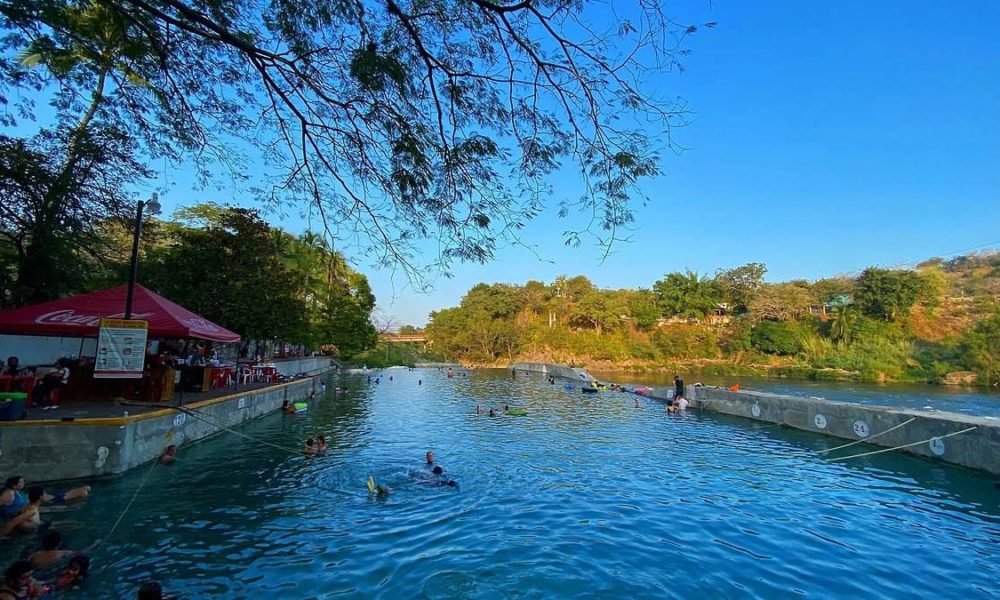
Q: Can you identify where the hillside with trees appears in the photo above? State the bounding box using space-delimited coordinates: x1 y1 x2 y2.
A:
424 253 1000 387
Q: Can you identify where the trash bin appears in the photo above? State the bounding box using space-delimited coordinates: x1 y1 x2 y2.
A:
0 392 27 420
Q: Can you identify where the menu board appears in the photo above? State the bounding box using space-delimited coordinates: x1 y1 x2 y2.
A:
94 318 149 379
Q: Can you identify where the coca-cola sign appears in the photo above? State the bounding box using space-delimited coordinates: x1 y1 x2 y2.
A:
35 310 153 328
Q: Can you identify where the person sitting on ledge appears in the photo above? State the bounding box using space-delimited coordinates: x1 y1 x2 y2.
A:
32 359 70 407
158 445 177 465
2 357 25 377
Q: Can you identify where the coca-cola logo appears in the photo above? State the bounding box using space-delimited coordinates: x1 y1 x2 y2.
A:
35 310 153 327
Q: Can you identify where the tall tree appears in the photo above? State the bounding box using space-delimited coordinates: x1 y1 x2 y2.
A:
855 267 922 322
747 283 813 322
1 0 710 274
143 207 307 342
0 127 150 305
715 262 767 313
652 271 721 318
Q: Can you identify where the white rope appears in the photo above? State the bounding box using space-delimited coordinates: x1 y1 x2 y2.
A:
91 458 159 552
818 417 917 454
827 426 978 462
177 406 308 456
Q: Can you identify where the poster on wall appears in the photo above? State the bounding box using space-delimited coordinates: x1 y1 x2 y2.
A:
94 318 149 379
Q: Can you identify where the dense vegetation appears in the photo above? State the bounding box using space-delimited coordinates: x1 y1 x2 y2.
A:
424 254 1000 386
1 200 378 359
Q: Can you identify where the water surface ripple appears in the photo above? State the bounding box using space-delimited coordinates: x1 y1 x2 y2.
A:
4 369 998 598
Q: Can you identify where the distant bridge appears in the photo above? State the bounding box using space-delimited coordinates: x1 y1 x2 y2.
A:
380 333 429 344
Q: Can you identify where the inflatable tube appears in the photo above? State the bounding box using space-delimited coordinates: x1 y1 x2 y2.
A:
294 402 309 412
506 408 528 416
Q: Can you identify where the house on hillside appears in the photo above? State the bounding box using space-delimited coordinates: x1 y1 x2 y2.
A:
707 303 731 326
809 294 853 318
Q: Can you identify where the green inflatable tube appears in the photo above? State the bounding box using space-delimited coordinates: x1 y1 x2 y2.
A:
506 408 528 416
294 402 309 412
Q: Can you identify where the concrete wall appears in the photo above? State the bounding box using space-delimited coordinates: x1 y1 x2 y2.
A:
271 357 334 377
512 362 596 384
0 377 322 482
649 385 1000 475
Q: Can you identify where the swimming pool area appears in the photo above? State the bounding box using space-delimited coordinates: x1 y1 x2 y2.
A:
5 368 998 598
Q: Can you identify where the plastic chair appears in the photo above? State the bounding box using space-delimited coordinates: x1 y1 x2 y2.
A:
239 367 253 385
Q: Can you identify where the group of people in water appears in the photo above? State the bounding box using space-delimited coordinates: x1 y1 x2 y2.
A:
0 475 176 598
0 476 95 597
367 451 460 497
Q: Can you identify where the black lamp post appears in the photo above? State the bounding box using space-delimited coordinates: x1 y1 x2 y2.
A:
124 193 161 319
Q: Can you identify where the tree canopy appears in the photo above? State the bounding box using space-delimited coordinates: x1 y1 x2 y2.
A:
1 0 710 275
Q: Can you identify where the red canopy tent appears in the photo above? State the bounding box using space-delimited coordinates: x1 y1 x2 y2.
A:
0 284 240 342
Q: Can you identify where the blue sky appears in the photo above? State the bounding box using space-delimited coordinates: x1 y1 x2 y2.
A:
10 1 1000 326
371 0 1000 325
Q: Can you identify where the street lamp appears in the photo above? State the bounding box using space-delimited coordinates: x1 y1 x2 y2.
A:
125 193 161 319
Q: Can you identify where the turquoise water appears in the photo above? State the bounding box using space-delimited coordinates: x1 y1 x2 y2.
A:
3 368 999 598
592 371 1000 417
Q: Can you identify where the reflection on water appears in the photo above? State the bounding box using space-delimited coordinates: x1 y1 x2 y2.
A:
592 370 1000 417
1 369 997 598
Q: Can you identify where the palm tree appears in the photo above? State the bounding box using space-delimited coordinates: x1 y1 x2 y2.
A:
830 305 858 343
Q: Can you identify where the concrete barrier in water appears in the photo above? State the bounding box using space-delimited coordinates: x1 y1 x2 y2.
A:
512 362 596 383
514 362 1000 476
0 375 326 482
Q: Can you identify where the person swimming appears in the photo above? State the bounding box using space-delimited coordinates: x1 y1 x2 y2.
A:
428 466 459 488
304 439 318 455
159 445 177 465
489 408 496 417
317 436 328 452
425 451 434 465
634 398 640 408
55 555 90 591
367 476 391 497
282 400 296 414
